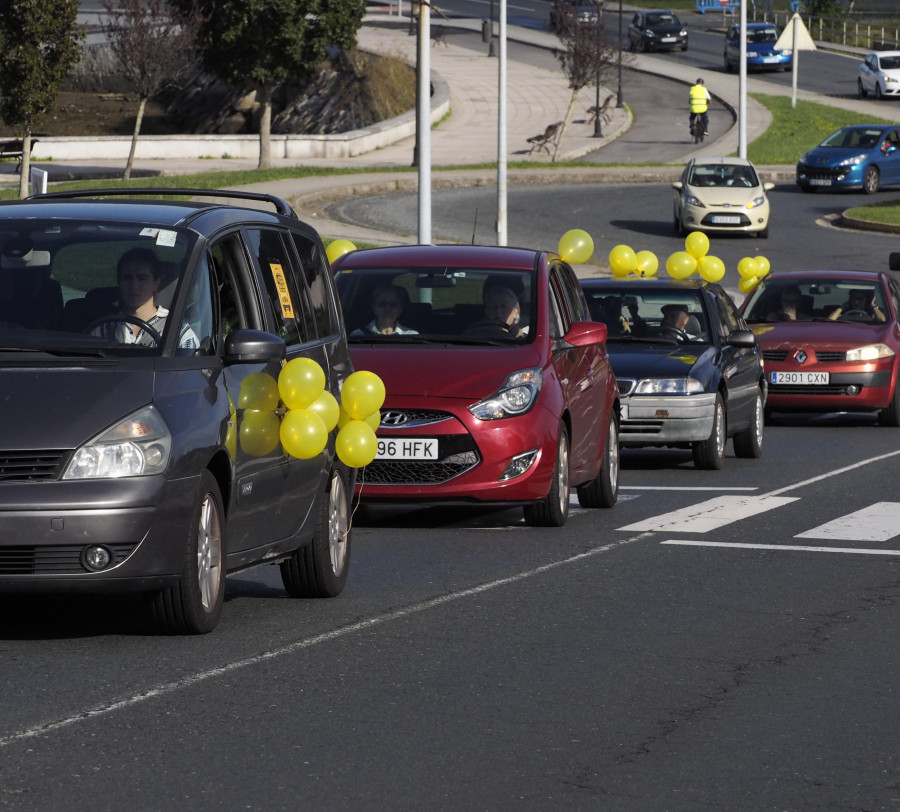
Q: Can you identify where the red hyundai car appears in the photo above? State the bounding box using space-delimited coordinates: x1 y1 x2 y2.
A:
332 244 619 527
740 266 900 425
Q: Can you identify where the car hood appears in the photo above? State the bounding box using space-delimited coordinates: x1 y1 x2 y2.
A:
349 344 545 400
687 186 764 206
750 320 895 348
0 366 153 450
647 23 683 34
607 342 713 380
799 145 872 167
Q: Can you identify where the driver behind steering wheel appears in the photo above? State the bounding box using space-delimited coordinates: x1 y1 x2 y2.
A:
658 303 692 340
91 247 200 348
827 288 886 323
480 285 528 338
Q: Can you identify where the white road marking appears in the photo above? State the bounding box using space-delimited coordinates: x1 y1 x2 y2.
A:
621 486 758 491
617 494 798 533
796 502 900 542
662 540 900 556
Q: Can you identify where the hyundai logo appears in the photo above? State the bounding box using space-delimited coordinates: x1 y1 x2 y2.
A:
380 410 407 426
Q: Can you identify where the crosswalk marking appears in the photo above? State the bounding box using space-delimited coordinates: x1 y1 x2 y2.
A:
617 494 798 533
795 502 900 542
662 540 900 556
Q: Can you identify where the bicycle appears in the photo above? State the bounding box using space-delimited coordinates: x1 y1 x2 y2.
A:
690 115 705 145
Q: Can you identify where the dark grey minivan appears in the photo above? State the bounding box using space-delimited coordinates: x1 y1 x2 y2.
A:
0 189 355 634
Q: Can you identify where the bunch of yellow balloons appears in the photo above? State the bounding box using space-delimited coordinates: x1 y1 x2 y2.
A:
608 244 659 278
227 360 385 469
665 231 726 283
557 229 594 265
326 239 357 265
737 255 771 294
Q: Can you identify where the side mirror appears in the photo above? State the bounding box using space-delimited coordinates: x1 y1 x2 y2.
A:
729 329 758 349
224 329 286 364
763 182 775 191
565 320 608 347
672 181 683 190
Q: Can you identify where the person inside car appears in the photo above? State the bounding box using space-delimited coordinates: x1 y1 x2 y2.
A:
658 303 692 339
351 284 418 336
728 166 753 187
828 289 886 322
767 285 810 321
466 285 528 338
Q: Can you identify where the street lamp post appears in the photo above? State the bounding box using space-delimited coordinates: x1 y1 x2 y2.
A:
593 20 602 137
616 0 624 107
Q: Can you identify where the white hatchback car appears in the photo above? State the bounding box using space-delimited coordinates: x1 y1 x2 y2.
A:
673 157 773 239
858 51 900 100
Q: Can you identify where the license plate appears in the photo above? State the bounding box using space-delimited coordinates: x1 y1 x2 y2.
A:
810 178 832 186
763 57 780 62
375 438 438 460
771 371 830 385
711 215 741 224
661 37 676 42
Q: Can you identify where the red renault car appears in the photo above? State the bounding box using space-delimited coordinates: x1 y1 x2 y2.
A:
332 244 619 527
740 264 900 425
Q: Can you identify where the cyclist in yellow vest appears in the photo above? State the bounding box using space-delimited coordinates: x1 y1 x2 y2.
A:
689 78 711 136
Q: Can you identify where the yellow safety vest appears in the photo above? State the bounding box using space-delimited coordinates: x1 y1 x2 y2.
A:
689 85 708 114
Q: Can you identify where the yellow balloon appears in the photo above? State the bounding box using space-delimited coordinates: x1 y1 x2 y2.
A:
337 404 353 430
737 257 759 279
756 256 771 278
341 370 386 421
364 410 381 431
635 250 658 278
666 251 697 279
697 255 726 283
608 244 637 277
239 410 280 457
307 390 340 432
279 358 326 410
280 408 328 460
325 239 357 265
237 372 280 412
336 420 378 468
685 231 710 259
738 275 759 294
225 420 237 459
557 229 594 265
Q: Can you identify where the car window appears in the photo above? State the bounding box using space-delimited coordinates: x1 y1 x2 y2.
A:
245 227 307 346
744 278 888 324
713 289 741 335
552 262 589 323
209 232 261 341
180 252 216 355
582 287 708 342
290 233 339 340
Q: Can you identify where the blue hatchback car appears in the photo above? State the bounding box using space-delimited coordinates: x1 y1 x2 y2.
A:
796 125 900 194
724 22 792 72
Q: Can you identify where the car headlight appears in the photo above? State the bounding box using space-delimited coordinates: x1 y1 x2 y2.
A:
63 405 172 479
747 50 759 57
679 28 687 36
644 29 656 36
469 368 543 420
798 152 809 164
845 343 895 362
748 195 766 209
838 152 868 167
634 377 704 395
684 193 705 208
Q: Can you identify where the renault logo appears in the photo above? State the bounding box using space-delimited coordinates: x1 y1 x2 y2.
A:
794 350 808 365
380 410 407 426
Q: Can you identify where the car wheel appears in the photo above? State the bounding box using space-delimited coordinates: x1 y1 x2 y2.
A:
576 413 619 509
858 78 868 98
280 468 351 598
878 382 900 427
692 394 726 470
724 54 731 72
152 470 225 635
681 45 689 52
733 388 764 458
674 210 686 237
876 82 884 100
524 424 570 527
757 223 769 238
863 165 880 194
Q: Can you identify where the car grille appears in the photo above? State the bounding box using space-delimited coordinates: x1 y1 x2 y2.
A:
798 166 846 181
763 349 847 363
617 378 636 396
770 384 861 396
0 543 138 574
378 408 452 428
0 451 69 482
361 451 480 485
700 212 751 227
621 418 664 435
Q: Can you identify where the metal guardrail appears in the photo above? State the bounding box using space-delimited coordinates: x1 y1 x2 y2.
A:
750 9 899 51
696 0 738 14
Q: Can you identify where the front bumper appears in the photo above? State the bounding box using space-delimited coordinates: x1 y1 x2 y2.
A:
796 164 863 191
765 366 894 412
619 392 716 446
681 204 769 234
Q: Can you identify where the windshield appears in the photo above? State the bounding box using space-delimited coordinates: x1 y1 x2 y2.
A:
688 163 759 188
879 56 900 70
0 219 197 354
582 287 709 343
334 266 535 344
749 26 778 43
647 13 677 25
820 128 884 149
743 278 889 324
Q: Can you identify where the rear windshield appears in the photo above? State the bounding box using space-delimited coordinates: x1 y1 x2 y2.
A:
0 219 197 355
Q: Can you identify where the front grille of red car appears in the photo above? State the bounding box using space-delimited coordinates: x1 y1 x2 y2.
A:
0 451 69 482
815 350 847 362
763 349 787 362
0 543 138 574
378 409 453 428
361 451 480 485
770 384 859 396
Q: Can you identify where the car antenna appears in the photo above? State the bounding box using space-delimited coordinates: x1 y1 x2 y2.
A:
471 208 478 245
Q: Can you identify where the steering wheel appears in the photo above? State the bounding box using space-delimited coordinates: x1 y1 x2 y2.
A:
83 314 163 346
839 309 870 322
464 320 514 337
659 327 689 341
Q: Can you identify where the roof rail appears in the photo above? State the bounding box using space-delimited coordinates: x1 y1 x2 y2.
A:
27 187 298 219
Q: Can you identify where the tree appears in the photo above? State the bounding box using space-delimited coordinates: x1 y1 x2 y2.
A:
102 0 203 180
0 0 83 198
169 0 365 169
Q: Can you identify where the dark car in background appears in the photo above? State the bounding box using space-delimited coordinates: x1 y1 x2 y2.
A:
741 268 900 425
549 0 600 33
581 278 766 470
628 10 688 52
0 189 354 633
724 22 792 72
796 124 900 194
333 244 620 527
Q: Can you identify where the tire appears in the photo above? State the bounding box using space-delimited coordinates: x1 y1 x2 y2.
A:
692 394 726 470
878 382 900 427
280 468 351 598
858 78 867 98
152 470 225 635
724 54 732 72
863 165 880 194
876 82 884 100
524 424 570 527
576 414 619 509
675 210 687 237
757 224 769 238
733 388 764 458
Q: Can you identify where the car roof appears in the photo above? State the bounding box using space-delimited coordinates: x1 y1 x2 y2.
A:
760 270 888 283
581 278 716 292
870 51 900 58
688 156 756 168
334 244 542 270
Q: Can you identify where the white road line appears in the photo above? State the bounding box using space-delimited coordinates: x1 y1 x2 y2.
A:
763 449 900 498
621 486 758 491
796 502 900 542
662 540 900 556
0 531 656 750
617 494 798 533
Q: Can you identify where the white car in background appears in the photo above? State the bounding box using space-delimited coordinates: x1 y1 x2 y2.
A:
858 51 900 99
